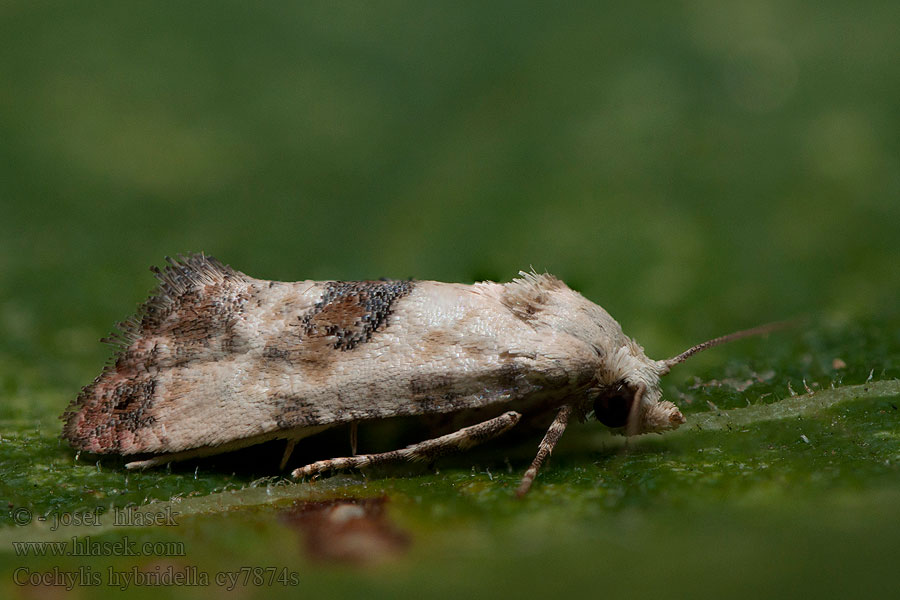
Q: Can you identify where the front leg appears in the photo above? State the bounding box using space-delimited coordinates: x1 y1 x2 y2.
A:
515 404 573 497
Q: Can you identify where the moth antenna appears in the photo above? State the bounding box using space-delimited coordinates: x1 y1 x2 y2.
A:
662 320 794 370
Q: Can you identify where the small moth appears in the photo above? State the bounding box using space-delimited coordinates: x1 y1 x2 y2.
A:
61 254 781 496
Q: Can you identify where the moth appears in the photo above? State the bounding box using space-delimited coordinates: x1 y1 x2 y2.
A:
62 254 781 496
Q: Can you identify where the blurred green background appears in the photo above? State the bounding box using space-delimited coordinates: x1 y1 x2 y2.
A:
1 1 898 598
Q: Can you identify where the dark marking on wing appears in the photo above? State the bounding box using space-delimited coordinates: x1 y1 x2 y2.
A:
262 346 292 361
110 378 158 431
62 254 250 452
497 362 527 387
421 328 458 355
300 280 414 351
262 280 414 380
275 395 329 429
500 272 564 322
109 257 250 373
409 374 454 396
416 393 469 414
64 374 159 452
273 353 576 430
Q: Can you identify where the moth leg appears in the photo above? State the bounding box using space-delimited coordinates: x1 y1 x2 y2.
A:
279 438 299 471
349 422 359 456
126 455 176 470
515 404 573 497
124 424 332 470
291 411 521 480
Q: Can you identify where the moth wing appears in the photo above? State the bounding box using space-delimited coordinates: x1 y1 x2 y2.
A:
61 254 323 455
267 279 598 431
62 262 597 461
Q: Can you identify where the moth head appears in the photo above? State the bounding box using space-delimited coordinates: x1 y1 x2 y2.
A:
590 379 684 436
592 321 790 436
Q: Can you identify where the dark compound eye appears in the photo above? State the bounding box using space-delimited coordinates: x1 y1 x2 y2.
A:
593 390 634 428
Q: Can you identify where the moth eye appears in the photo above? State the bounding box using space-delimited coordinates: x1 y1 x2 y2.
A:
593 391 633 428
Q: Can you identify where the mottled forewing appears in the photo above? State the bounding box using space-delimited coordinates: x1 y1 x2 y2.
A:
261 280 596 434
62 255 317 454
62 259 597 457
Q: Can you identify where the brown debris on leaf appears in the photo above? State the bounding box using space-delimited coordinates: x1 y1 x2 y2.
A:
281 497 410 565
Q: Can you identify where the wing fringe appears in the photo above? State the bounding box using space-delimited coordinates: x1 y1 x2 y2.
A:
60 253 246 451
99 253 243 351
